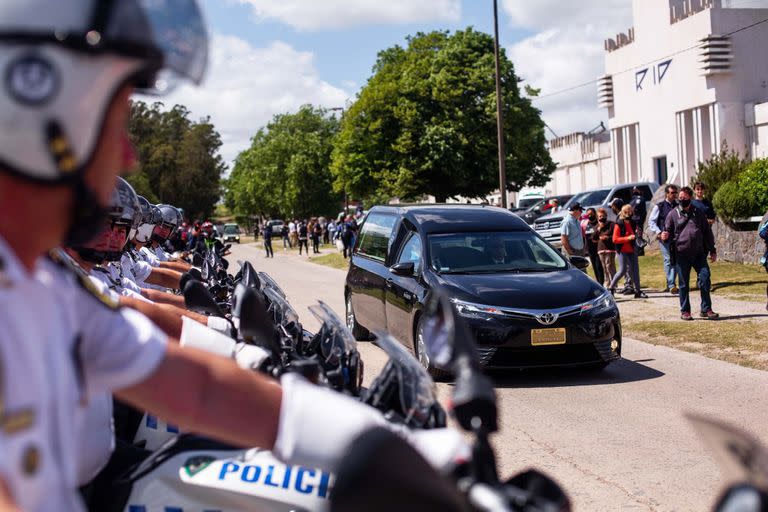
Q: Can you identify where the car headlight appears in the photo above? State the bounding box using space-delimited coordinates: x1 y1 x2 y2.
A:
580 291 616 314
450 298 507 318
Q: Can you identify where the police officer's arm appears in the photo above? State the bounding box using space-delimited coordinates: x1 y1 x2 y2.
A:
115 343 282 449
141 288 187 308
160 260 191 273
119 296 210 339
145 267 183 289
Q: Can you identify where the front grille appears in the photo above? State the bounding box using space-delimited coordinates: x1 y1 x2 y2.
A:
483 342 616 369
534 220 561 232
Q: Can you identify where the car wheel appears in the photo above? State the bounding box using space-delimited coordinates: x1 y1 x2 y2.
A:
414 316 451 382
346 295 371 341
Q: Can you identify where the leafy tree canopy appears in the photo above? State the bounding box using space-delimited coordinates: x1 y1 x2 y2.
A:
128 100 225 220
224 105 342 220
331 28 555 203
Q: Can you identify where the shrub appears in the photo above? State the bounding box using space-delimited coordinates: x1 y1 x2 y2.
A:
692 142 749 199
712 158 768 222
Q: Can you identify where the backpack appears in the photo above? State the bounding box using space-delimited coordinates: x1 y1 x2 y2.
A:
760 218 768 241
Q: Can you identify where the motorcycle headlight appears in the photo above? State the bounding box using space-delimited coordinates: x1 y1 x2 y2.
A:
450 298 506 319
580 291 616 315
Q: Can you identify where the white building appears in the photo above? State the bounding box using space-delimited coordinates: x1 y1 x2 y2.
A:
528 0 768 197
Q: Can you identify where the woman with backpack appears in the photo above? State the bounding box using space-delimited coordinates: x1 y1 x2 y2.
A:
608 204 647 298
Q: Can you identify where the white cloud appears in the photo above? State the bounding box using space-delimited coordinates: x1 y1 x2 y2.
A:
237 0 461 30
145 34 349 167
503 0 632 137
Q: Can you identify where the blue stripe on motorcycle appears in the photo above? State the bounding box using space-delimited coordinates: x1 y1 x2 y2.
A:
146 415 158 429
128 507 146 512
167 423 180 433
165 508 183 512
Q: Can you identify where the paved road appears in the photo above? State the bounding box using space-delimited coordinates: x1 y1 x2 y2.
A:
230 243 768 511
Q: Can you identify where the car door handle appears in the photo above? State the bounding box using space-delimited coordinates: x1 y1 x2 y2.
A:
403 291 414 302
385 279 394 289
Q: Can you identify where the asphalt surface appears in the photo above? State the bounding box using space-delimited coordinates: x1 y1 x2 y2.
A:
230 243 768 511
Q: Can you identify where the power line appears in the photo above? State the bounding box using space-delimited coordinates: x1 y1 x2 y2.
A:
532 14 768 102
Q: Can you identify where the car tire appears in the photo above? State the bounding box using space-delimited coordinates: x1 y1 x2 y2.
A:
346 295 371 341
414 316 451 382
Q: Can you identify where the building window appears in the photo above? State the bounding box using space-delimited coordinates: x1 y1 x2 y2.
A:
676 104 719 185
611 123 640 184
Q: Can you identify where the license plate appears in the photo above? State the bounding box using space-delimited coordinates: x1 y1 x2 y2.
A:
531 328 567 346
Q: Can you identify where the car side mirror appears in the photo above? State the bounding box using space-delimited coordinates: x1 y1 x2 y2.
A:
390 261 415 277
569 255 590 270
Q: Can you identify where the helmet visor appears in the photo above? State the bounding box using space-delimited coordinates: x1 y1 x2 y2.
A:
107 0 208 91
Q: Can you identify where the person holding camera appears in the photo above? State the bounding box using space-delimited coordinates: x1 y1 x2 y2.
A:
661 186 718 320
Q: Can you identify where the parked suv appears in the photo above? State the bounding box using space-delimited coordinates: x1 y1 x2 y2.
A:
344 204 621 377
517 194 574 225
533 182 659 248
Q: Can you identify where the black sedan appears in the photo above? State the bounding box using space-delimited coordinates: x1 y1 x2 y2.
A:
344 205 621 377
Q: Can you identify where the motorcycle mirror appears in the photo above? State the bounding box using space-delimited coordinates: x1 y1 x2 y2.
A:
423 290 497 433
713 484 768 512
240 261 261 289
183 280 225 317
238 287 281 356
192 252 204 267
331 428 467 512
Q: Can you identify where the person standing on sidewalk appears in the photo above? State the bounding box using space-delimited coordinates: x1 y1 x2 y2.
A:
662 186 719 321
648 184 679 295
560 202 586 258
609 205 646 298
262 223 274 258
581 208 604 284
593 208 616 288
313 220 323 254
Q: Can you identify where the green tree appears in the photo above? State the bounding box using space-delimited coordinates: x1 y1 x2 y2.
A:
225 105 342 220
713 158 768 223
128 101 225 219
692 142 749 199
331 28 555 203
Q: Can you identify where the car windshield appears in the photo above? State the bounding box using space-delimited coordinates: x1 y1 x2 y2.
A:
223 225 238 234
578 189 611 206
429 231 567 274
517 198 541 209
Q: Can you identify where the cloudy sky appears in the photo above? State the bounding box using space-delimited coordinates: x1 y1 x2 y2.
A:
149 0 637 166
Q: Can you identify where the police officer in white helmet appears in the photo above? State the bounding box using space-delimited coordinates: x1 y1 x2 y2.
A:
0 1 285 509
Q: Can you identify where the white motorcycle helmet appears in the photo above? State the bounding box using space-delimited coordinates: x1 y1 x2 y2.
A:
73 177 140 262
0 0 208 243
135 196 160 244
151 204 179 244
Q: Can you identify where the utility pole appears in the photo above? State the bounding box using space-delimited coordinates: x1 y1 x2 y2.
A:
493 0 508 208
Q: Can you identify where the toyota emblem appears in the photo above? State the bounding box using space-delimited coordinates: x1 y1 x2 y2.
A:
536 312 558 325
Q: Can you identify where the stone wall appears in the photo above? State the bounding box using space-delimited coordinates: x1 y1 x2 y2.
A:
644 187 766 264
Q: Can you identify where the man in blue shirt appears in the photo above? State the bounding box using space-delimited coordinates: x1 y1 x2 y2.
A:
560 203 586 257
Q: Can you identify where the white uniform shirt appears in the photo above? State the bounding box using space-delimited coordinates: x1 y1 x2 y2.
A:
121 252 152 287
0 238 168 511
153 245 170 262
138 246 160 267
89 265 147 302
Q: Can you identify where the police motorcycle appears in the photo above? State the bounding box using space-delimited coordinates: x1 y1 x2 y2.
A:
109 287 462 512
